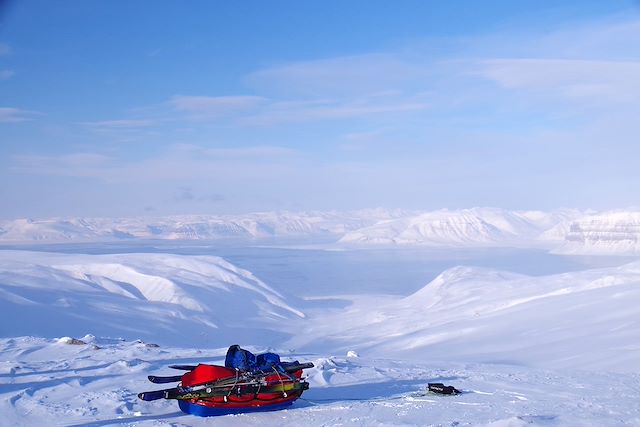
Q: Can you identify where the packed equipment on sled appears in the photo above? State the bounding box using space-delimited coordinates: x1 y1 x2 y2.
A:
138 345 314 417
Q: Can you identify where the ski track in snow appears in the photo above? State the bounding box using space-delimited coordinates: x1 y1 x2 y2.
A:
1 337 639 427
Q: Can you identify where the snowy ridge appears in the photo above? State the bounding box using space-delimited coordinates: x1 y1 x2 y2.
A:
338 208 581 247
0 208 611 251
0 251 303 347
557 210 640 254
3 249 639 372
292 262 640 373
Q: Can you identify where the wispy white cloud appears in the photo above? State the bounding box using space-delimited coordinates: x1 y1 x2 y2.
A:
0 70 14 80
81 119 158 131
478 59 640 103
526 16 640 60
9 145 298 180
0 107 41 123
338 129 389 152
169 95 266 120
343 129 387 142
242 97 428 126
170 95 266 110
11 153 111 176
246 54 431 97
0 43 10 56
168 143 297 157
201 146 297 158
162 91 428 126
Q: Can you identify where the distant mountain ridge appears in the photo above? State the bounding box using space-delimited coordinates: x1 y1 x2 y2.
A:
2 208 640 254
555 211 640 255
338 208 579 247
0 209 407 243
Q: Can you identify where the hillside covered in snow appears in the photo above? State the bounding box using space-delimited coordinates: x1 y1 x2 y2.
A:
293 263 640 373
0 210 406 244
0 251 303 347
1 250 639 371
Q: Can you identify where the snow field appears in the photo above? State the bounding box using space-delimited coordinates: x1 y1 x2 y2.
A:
2 337 639 427
1 248 640 425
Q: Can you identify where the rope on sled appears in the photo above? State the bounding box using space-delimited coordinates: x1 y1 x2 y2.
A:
273 365 288 398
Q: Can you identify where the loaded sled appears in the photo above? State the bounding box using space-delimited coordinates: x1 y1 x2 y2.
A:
139 345 314 416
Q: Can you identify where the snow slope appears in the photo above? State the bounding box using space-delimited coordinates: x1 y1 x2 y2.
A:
2 250 639 372
291 263 640 373
2 249 640 425
2 337 639 427
0 251 303 347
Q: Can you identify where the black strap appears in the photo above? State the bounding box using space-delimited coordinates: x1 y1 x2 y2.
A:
428 382 460 395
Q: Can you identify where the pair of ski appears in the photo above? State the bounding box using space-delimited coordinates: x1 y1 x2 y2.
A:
139 380 309 401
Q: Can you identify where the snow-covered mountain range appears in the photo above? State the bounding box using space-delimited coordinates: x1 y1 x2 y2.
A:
337 208 580 247
3 208 640 254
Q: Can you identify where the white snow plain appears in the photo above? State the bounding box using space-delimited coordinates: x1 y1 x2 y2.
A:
1 247 640 426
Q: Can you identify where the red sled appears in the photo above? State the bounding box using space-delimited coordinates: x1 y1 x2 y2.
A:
139 345 313 417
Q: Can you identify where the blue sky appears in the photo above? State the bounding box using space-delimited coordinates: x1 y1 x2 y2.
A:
1 1 639 218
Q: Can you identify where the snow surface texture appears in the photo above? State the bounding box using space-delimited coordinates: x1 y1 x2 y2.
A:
1 250 640 425
5 207 640 254
2 337 639 427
